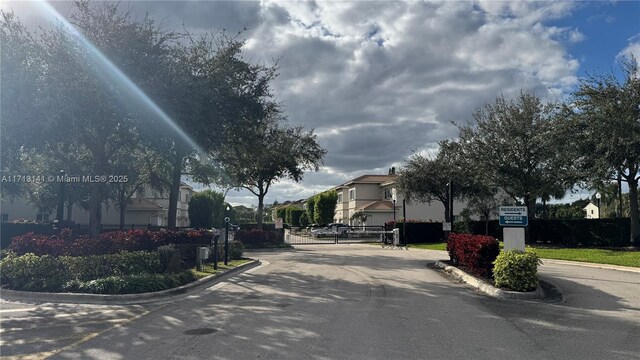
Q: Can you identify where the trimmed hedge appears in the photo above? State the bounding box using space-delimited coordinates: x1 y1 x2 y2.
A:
457 218 631 247
0 251 197 294
236 229 285 248
7 229 212 256
62 251 163 281
447 233 500 278
493 249 542 292
63 272 198 294
386 221 444 244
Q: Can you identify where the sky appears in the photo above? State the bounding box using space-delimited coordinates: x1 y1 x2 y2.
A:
3 1 639 207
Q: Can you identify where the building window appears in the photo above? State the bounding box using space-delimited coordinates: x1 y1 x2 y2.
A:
591 210 594 215
337 193 342 203
383 188 392 200
1 213 8 222
349 188 356 201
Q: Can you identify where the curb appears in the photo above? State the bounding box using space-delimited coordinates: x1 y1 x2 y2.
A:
540 259 640 273
431 261 562 301
0 259 261 306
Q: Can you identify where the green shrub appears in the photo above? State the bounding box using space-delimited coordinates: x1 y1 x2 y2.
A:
157 245 183 273
68 272 198 294
61 251 162 281
0 252 69 292
229 240 244 260
493 248 542 292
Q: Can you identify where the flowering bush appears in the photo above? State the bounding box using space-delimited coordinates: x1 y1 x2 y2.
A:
447 233 500 278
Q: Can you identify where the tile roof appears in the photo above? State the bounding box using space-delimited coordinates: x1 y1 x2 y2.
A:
344 174 396 185
356 200 395 211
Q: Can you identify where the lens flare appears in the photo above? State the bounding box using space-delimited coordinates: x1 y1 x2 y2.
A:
34 0 206 155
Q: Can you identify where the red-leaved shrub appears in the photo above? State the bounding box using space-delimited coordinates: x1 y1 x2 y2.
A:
8 229 212 256
447 233 500 278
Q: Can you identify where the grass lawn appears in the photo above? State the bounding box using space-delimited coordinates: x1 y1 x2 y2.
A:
408 242 447 251
408 242 639 268
531 247 640 268
191 259 252 279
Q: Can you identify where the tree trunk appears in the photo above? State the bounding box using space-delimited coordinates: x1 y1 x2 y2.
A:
66 201 73 221
618 173 623 217
442 200 450 223
256 190 265 228
167 151 183 230
628 177 639 247
119 188 126 231
89 139 107 236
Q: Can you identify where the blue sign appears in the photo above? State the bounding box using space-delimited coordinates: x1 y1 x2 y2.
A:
499 206 528 227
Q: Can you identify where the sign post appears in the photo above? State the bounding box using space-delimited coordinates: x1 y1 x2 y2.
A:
499 206 528 252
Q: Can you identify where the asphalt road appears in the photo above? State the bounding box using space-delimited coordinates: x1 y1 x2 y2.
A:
1 245 638 360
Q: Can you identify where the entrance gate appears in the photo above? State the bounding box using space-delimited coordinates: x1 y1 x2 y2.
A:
284 226 394 245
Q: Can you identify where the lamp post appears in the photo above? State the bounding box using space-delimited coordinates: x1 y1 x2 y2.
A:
393 199 396 222
595 192 601 219
56 170 65 226
224 205 230 265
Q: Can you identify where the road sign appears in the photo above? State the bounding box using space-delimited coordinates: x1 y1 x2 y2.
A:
499 206 528 227
442 222 452 231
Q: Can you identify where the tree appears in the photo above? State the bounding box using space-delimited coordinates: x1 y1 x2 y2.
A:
188 190 225 228
458 90 576 217
0 11 45 198
286 207 304 226
569 57 640 246
218 122 326 227
299 212 310 227
313 191 338 225
305 196 317 224
466 187 510 235
396 140 472 222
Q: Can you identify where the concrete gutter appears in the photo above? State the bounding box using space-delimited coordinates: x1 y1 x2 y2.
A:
0 259 261 306
431 261 562 302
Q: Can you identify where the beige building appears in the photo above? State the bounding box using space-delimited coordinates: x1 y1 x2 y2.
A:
0 183 194 227
331 174 466 226
583 202 600 219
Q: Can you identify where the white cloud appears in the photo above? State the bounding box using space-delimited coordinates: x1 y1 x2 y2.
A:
4 0 589 206
617 35 640 62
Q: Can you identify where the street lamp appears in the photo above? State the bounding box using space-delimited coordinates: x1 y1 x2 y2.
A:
595 193 601 219
56 170 65 226
224 205 231 265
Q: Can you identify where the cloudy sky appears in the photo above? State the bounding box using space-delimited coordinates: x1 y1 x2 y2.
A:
3 1 639 207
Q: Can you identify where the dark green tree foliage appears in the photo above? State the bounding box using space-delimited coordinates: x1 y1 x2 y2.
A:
286 207 304 226
299 212 310 227
569 57 640 246
217 122 326 227
396 140 473 222
305 196 317 224
0 11 44 198
313 191 338 225
188 190 225 228
458 90 575 216
276 207 287 221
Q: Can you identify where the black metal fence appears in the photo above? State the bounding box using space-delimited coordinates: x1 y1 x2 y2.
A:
284 226 394 245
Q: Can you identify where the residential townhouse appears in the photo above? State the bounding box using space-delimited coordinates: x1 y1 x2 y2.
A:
331 173 467 226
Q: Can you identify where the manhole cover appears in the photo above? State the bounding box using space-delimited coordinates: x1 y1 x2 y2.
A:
183 328 218 335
